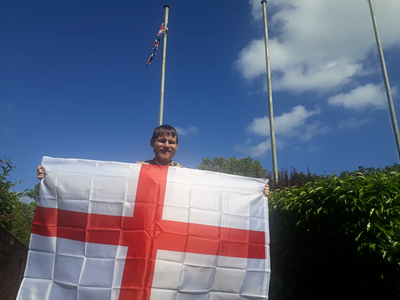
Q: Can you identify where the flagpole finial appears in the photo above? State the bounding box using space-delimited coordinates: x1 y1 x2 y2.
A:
261 0 267 4
164 4 169 8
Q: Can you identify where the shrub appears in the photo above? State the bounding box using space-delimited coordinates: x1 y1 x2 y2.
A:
269 171 400 299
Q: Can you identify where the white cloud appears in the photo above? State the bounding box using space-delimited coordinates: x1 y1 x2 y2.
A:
300 122 330 140
249 0 263 21
235 138 287 157
238 0 400 93
175 126 198 135
235 39 362 92
248 140 271 157
339 117 371 129
248 105 320 137
327 83 390 110
237 105 329 157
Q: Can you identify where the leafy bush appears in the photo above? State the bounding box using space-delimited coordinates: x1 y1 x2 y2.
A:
0 158 23 231
0 159 37 245
269 171 400 299
340 163 400 177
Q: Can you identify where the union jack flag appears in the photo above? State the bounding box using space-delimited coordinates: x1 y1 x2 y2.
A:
146 21 168 67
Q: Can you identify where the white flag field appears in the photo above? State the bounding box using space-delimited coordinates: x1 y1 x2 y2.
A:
18 157 270 300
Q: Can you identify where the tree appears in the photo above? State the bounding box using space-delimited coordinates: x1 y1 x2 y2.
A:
272 166 322 190
0 158 23 231
197 157 267 178
25 182 40 202
0 158 38 245
10 198 37 245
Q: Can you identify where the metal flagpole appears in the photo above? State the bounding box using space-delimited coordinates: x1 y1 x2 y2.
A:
367 0 400 161
261 0 279 181
158 5 169 126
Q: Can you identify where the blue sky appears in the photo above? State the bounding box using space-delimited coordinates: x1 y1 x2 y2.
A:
2 0 400 193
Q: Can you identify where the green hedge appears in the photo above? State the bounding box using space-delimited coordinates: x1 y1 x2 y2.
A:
269 171 400 299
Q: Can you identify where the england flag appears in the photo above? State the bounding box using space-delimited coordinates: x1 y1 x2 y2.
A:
18 157 270 299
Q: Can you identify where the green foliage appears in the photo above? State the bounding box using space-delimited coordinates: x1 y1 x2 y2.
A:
0 158 23 230
340 163 400 177
269 171 400 299
10 199 37 245
0 158 37 245
197 156 268 178
25 183 40 202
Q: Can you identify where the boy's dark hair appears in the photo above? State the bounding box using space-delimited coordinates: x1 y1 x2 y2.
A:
151 124 179 144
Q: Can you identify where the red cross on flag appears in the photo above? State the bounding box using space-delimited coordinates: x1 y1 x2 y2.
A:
18 157 270 300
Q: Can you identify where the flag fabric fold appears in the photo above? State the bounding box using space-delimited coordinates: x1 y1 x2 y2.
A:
18 157 270 300
146 21 167 67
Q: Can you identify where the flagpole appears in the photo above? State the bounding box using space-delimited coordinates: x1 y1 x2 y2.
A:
367 0 400 161
261 0 279 181
158 5 169 126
